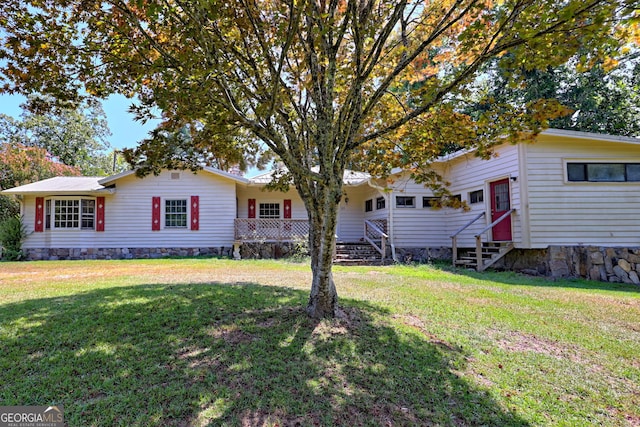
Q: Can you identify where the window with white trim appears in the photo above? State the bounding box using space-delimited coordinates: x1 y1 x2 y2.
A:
365 199 373 212
423 197 438 208
469 190 484 204
396 196 415 208
567 163 640 182
259 203 280 219
46 198 95 230
165 199 188 228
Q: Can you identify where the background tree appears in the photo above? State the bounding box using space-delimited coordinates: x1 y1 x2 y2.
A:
0 142 81 222
0 96 117 175
1 0 636 317
468 54 640 137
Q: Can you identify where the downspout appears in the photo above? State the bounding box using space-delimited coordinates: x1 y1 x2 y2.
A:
367 180 397 262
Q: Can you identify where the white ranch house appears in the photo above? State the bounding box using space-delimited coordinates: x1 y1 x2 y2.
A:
4 129 640 283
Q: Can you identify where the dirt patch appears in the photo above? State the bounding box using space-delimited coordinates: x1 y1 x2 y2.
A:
239 409 318 427
493 330 586 364
395 314 459 352
208 325 255 344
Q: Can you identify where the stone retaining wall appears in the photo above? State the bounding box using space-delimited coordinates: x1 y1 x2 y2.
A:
24 247 233 261
501 246 640 285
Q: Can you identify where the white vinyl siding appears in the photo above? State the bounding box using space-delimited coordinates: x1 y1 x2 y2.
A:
386 174 449 248
22 170 237 249
442 144 521 248
525 135 640 247
388 143 522 249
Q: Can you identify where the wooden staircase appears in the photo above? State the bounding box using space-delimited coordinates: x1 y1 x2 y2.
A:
454 241 514 271
334 242 386 265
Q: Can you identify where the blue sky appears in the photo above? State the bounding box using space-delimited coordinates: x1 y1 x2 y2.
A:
0 93 158 151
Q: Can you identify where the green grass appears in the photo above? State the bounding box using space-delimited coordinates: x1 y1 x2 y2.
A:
0 259 638 426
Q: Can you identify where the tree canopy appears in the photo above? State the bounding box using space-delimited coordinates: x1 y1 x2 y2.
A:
468 54 640 137
0 142 81 222
1 0 637 317
0 96 118 175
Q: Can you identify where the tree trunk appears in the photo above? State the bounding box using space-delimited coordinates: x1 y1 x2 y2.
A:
304 174 342 319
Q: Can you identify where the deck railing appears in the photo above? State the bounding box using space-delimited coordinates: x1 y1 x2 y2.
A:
234 219 310 242
364 219 388 258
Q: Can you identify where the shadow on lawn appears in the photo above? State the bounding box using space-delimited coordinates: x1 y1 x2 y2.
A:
0 282 528 426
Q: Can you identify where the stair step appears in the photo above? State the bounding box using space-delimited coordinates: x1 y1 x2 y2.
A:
333 241 384 265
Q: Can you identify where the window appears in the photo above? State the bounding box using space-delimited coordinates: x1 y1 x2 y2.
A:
396 196 415 208
47 198 95 230
165 199 187 228
376 197 385 210
81 199 95 229
365 199 373 212
423 197 438 208
567 163 640 182
259 203 280 219
469 190 484 204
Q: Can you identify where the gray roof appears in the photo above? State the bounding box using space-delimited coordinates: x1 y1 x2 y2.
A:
249 168 370 186
1 177 107 195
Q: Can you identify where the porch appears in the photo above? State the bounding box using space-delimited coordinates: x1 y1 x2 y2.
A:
233 218 389 261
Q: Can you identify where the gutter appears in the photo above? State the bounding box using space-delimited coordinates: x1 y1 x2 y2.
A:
367 179 397 262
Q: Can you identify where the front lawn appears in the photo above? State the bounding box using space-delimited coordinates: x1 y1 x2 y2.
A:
0 259 638 426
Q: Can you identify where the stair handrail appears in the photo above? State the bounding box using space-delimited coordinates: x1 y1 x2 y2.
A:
364 220 388 258
474 209 515 238
450 211 485 267
474 208 515 272
450 211 486 239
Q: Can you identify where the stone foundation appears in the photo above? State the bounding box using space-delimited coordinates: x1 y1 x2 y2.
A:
500 246 640 285
239 242 309 260
394 246 452 263
24 247 233 261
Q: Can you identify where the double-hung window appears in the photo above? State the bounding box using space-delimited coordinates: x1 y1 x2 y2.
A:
165 199 188 228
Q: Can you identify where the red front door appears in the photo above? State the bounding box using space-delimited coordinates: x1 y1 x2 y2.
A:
490 178 512 241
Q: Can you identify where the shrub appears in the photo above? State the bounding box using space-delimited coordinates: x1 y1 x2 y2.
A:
0 215 27 261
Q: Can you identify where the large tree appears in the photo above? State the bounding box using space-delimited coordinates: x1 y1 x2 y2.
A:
1 0 636 317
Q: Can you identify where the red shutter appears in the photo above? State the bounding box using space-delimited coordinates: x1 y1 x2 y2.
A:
248 199 256 218
191 196 199 231
34 197 44 232
283 199 292 219
96 197 105 232
152 197 161 231
283 199 292 231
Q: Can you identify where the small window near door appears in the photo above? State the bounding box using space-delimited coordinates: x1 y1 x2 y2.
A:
376 197 385 210
259 203 280 219
365 199 373 212
469 190 484 204
396 196 415 208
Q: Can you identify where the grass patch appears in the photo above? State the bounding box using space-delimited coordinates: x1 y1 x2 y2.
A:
0 259 639 426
